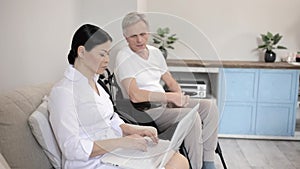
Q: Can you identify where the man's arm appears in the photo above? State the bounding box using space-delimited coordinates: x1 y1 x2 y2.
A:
121 77 166 103
121 77 189 107
161 71 182 93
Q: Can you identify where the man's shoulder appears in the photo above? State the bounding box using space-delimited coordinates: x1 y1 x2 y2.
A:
147 45 160 52
116 46 131 62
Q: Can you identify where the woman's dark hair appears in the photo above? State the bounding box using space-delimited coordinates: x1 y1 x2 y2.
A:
68 24 112 65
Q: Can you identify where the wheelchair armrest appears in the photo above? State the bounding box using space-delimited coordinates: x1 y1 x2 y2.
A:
115 98 159 131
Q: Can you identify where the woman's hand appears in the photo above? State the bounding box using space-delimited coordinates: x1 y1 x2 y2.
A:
92 134 149 156
120 134 148 151
134 125 158 143
120 124 158 144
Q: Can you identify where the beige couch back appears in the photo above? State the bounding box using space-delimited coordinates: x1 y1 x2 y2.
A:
0 83 53 169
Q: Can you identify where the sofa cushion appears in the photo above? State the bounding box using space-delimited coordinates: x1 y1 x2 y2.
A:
0 153 11 169
0 83 53 169
28 96 62 168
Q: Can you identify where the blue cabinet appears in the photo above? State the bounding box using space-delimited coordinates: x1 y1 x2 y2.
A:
218 68 299 136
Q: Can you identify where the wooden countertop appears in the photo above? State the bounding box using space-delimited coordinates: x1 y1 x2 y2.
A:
167 59 300 69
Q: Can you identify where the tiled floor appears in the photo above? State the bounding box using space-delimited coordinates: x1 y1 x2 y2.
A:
215 138 300 169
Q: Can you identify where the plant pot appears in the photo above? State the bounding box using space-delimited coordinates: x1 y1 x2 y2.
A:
159 47 168 59
296 53 300 62
265 50 276 62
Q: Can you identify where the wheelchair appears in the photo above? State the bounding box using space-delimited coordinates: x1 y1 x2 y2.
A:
98 69 227 169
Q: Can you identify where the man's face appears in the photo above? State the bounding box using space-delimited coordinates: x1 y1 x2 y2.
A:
124 21 149 53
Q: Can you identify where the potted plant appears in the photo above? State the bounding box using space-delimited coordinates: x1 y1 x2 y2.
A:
257 32 287 62
152 27 178 59
296 51 300 62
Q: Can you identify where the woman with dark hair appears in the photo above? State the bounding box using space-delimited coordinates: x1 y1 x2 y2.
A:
48 24 188 169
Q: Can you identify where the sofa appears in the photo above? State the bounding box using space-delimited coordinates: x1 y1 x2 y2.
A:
0 83 226 169
0 83 55 169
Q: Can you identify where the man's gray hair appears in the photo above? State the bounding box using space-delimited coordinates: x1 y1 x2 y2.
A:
122 12 149 34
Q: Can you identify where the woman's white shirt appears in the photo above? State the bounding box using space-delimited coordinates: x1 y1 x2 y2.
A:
48 65 124 169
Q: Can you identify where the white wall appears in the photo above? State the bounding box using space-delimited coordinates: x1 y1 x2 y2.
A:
145 0 300 61
1 0 299 92
75 0 137 69
0 0 136 92
0 0 77 92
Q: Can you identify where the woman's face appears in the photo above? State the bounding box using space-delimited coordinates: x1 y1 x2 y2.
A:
124 21 149 53
82 41 111 74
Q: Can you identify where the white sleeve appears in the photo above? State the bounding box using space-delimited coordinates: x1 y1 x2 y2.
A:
48 87 94 161
110 113 125 135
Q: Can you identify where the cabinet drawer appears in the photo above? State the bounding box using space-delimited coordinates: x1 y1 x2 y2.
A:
258 69 298 104
256 103 295 136
219 69 258 102
219 102 256 135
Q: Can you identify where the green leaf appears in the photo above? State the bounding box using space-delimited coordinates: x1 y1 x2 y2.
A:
157 27 163 33
166 40 175 44
277 45 287 49
159 46 166 50
258 44 267 49
157 28 165 37
261 34 269 42
153 34 163 40
158 33 165 38
153 38 161 44
168 35 178 41
167 46 175 49
163 27 170 34
265 41 271 46
273 33 282 45
267 32 273 39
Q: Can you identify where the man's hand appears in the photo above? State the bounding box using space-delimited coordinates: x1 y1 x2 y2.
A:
167 92 190 107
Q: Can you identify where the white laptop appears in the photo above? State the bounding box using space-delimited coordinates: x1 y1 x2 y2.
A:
101 104 199 169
